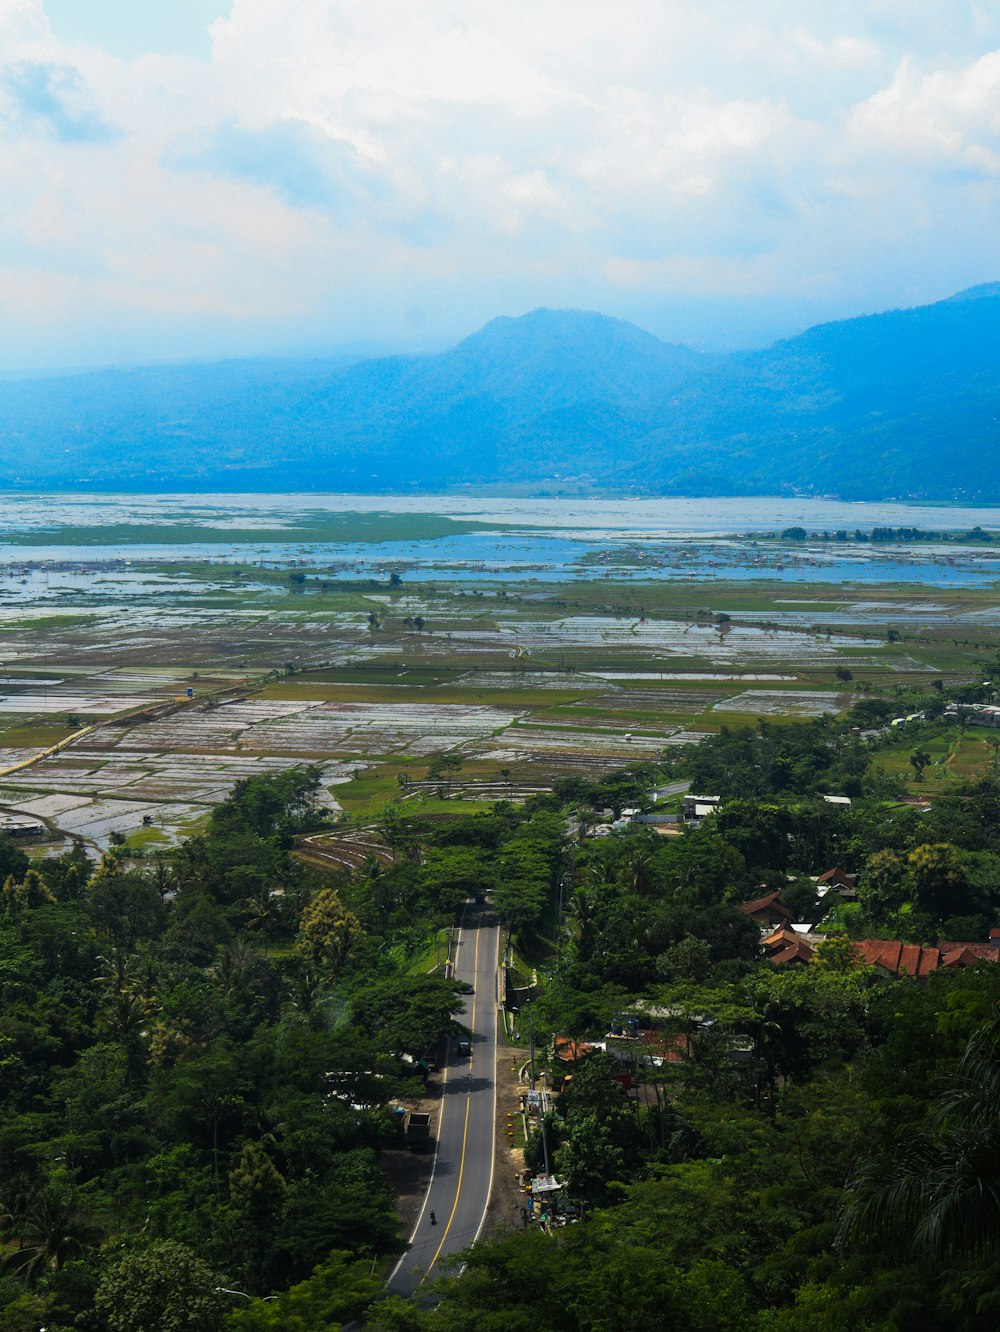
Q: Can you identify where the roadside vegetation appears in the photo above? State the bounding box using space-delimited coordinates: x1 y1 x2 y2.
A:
4 646 1000 1326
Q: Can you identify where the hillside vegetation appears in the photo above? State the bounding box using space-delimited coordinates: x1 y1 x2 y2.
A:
3 285 1000 499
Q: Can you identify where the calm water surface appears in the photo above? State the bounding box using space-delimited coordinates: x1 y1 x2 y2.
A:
1 493 999 589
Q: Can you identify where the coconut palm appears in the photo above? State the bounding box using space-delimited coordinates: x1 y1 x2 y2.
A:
0 1183 96 1283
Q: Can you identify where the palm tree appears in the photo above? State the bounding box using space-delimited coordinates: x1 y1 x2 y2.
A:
618 844 657 896
284 965 339 1029
149 861 176 900
0 1184 95 1283
215 935 257 992
0 1172 35 1251
244 886 281 952
566 887 598 956
841 1019 1000 1260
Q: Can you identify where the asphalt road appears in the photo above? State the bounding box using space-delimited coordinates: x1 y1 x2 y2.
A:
386 902 501 1299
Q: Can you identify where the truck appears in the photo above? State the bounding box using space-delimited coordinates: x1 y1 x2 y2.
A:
405 1110 433 1151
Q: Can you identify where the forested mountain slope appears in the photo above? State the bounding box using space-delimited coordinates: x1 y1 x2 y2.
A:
2 286 999 498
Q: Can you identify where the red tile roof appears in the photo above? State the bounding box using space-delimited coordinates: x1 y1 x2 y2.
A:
738 890 791 920
853 938 998 978
817 867 857 886
763 927 801 948
938 941 996 960
634 1029 692 1063
940 945 992 968
771 942 815 966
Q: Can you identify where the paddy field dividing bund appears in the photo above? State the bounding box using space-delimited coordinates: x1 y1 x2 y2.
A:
2 493 1000 845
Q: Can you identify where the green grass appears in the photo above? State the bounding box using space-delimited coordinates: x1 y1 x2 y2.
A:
0 720 81 748
336 762 499 817
0 614 100 631
406 928 453 976
124 826 171 849
871 724 998 792
3 512 513 547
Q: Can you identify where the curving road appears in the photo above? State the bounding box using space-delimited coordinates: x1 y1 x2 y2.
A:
386 901 500 1299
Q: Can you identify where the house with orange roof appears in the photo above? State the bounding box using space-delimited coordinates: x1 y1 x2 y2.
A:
852 938 998 980
737 890 792 929
762 926 816 966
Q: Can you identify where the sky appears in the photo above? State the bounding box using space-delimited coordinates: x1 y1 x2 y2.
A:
1 1 1000 370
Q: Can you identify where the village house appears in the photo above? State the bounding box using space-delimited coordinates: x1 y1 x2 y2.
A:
762 926 817 967
814 867 858 901
852 938 998 980
682 794 721 823
737 889 792 930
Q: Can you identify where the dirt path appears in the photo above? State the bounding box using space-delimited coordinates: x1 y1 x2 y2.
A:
482 1018 529 1235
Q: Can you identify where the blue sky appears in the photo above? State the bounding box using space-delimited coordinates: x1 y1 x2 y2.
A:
1 0 999 369
44 1 227 60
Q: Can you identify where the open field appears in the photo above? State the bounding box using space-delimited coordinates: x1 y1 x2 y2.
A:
2 496 1000 838
870 723 999 793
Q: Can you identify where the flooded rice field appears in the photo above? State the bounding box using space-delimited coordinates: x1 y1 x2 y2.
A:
1 493 999 844
1 492 1000 592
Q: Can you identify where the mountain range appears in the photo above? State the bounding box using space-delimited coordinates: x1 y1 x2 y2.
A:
3 283 1000 499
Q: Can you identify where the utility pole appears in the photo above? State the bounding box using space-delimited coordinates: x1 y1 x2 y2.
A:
529 1012 535 1089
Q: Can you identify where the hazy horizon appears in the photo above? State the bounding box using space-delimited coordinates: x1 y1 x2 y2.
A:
2 2 1000 371
0 282 990 382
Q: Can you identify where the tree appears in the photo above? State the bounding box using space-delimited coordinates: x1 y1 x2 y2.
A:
348 974 465 1059
909 749 932 782
229 1141 287 1227
842 1018 1000 1262
492 868 548 933
908 842 970 921
0 833 29 885
857 848 909 925
781 876 820 922
656 936 713 982
813 934 867 974
85 869 166 947
555 1054 645 1206
296 888 361 976
224 1251 380 1330
427 753 463 794
95 1240 226 1332
1 868 54 916
0 1180 96 1284
418 847 495 915
214 767 324 840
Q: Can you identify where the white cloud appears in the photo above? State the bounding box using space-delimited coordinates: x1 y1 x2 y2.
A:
0 0 998 365
849 50 1000 174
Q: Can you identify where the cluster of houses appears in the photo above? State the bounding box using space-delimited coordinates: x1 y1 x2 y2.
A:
590 793 858 840
552 1005 736 1082
738 875 1000 977
944 702 1000 728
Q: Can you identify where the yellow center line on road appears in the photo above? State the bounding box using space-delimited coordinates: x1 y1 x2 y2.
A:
420 918 481 1283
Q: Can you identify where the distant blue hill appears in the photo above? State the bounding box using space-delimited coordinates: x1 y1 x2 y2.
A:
2 287 999 499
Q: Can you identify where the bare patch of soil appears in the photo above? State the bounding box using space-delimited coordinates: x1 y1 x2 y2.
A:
482 1020 530 1237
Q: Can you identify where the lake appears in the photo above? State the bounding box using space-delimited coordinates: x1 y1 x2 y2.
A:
1 492 999 591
